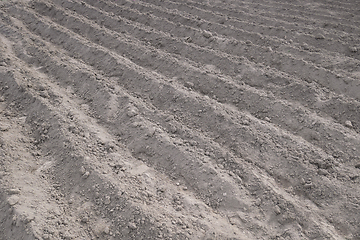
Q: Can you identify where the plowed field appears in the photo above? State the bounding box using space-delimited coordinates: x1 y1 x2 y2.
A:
0 0 360 239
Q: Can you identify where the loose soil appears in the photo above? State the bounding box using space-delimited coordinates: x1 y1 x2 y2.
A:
0 0 359 239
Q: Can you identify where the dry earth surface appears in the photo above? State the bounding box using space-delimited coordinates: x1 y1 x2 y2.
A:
0 0 360 239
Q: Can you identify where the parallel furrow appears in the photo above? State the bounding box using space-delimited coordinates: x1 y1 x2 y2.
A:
141 0 360 76
1 0 360 239
67 0 360 102
0 9 326 240
126 0 359 62
0 18 250 240
156 0 360 49
37 0 360 136
168 0 360 50
202 0 360 28
247 0 358 19
30 0 360 169
245 0 360 18
194 0 360 36
281 0 356 10
5 4 360 239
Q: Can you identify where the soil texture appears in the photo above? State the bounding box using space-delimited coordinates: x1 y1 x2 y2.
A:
0 0 360 239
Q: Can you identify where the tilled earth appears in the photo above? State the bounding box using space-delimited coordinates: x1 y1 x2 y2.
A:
0 0 360 239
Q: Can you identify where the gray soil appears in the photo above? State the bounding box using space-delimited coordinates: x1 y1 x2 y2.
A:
0 0 360 239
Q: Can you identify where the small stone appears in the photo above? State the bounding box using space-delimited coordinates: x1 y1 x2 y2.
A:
242 119 250 125
318 169 328 176
8 195 20 206
304 183 313 189
349 46 358 53
345 120 353 128
18 117 26 124
83 171 90 179
255 198 261 206
131 122 142 128
80 166 86 175
315 34 325 40
189 140 197 146
165 115 174 122
0 123 10 131
127 108 138 117
184 81 194 88
39 92 49 98
0 96 5 102
274 205 281 215
128 222 137 230
81 215 89 223
302 44 310 50
202 31 212 38
170 125 177 133
183 186 188 191
104 196 111 205
245 40 252 45
264 117 270 122
146 127 156 137
355 163 360 169
8 189 21 195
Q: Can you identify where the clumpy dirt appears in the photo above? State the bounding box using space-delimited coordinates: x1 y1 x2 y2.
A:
0 0 359 239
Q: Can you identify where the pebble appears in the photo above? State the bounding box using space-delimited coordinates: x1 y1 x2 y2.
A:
184 81 194 88
0 123 10 131
315 34 325 40
349 46 358 53
127 108 138 117
345 120 353 128
318 169 328 176
39 92 49 98
242 119 250 126
80 166 86 175
128 222 137 230
18 116 27 124
355 163 360 169
274 205 281 215
83 171 90 179
8 195 20 206
104 196 111 205
170 125 177 133
8 188 21 195
146 127 156 137
202 31 212 38
81 215 89 223
165 115 174 122
131 122 142 128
